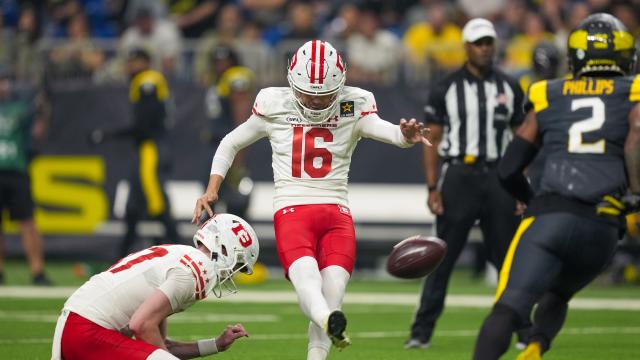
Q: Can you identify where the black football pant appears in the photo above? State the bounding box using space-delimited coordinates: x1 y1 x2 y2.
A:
473 213 618 359
410 163 519 342
120 140 179 258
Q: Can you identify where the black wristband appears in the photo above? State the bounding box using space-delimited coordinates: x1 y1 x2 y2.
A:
428 185 437 192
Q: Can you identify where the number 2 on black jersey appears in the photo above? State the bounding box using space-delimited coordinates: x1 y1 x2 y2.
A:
568 97 606 154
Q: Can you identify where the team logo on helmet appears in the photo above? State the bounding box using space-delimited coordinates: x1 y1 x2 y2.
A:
306 58 329 84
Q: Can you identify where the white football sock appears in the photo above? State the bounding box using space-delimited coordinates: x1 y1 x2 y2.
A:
305 265 351 360
288 256 331 328
320 265 350 309
307 321 330 360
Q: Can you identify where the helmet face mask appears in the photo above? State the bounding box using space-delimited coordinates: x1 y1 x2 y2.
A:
568 13 637 77
290 89 340 123
287 40 346 123
194 213 259 298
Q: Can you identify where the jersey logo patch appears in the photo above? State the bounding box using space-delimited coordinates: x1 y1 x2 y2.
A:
340 101 354 117
286 116 303 123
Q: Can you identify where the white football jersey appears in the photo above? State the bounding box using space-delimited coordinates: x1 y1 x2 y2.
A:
211 86 412 211
63 245 215 331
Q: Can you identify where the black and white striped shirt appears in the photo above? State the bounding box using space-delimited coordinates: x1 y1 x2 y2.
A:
425 66 524 161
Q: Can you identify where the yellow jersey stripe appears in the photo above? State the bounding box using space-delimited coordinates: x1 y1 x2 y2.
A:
216 66 255 97
630 74 640 102
495 217 535 302
129 70 169 102
528 80 548 112
626 214 639 238
139 140 165 216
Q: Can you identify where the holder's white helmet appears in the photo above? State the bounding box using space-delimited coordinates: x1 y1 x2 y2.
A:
194 213 259 297
287 40 346 123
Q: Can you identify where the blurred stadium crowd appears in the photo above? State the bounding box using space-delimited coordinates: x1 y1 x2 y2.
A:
2 0 640 288
1 0 639 88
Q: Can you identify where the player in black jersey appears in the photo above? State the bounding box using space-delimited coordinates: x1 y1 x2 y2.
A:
90 49 180 258
473 13 639 360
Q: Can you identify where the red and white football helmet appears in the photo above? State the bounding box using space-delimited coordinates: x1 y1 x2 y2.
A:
194 213 259 297
287 40 346 123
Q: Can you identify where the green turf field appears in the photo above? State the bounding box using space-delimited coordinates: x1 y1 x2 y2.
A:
1 260 640 359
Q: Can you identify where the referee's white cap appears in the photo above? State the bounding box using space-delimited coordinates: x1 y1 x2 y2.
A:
462 18 497 43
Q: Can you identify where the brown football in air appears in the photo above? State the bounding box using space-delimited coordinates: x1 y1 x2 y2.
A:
386 236 447 279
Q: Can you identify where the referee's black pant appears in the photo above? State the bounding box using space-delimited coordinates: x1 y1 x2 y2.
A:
409 161 520 342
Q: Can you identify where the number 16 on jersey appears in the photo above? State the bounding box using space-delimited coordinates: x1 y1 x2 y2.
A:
291 126 334 178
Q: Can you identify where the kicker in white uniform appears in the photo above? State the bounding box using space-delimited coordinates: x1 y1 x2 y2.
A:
193 40 431 360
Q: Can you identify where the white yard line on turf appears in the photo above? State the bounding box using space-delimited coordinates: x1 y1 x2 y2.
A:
0 310 279 323
1 287 640 310
5 327 640 345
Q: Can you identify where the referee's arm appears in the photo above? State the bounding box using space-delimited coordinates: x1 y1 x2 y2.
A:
424 125 443 188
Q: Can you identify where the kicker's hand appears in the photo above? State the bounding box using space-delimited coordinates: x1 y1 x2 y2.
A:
192 192 218 225
215 324 249 352
400 118 432 146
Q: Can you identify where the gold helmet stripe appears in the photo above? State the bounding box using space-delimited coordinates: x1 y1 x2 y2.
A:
570 30 634 51
569 30 588 50
613 31 634 51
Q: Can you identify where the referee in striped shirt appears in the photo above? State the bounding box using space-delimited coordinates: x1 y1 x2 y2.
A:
407 18 525 349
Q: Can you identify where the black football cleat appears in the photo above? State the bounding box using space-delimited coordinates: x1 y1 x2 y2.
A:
404 338 430 349
326 310 351 350
32 272 53 286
